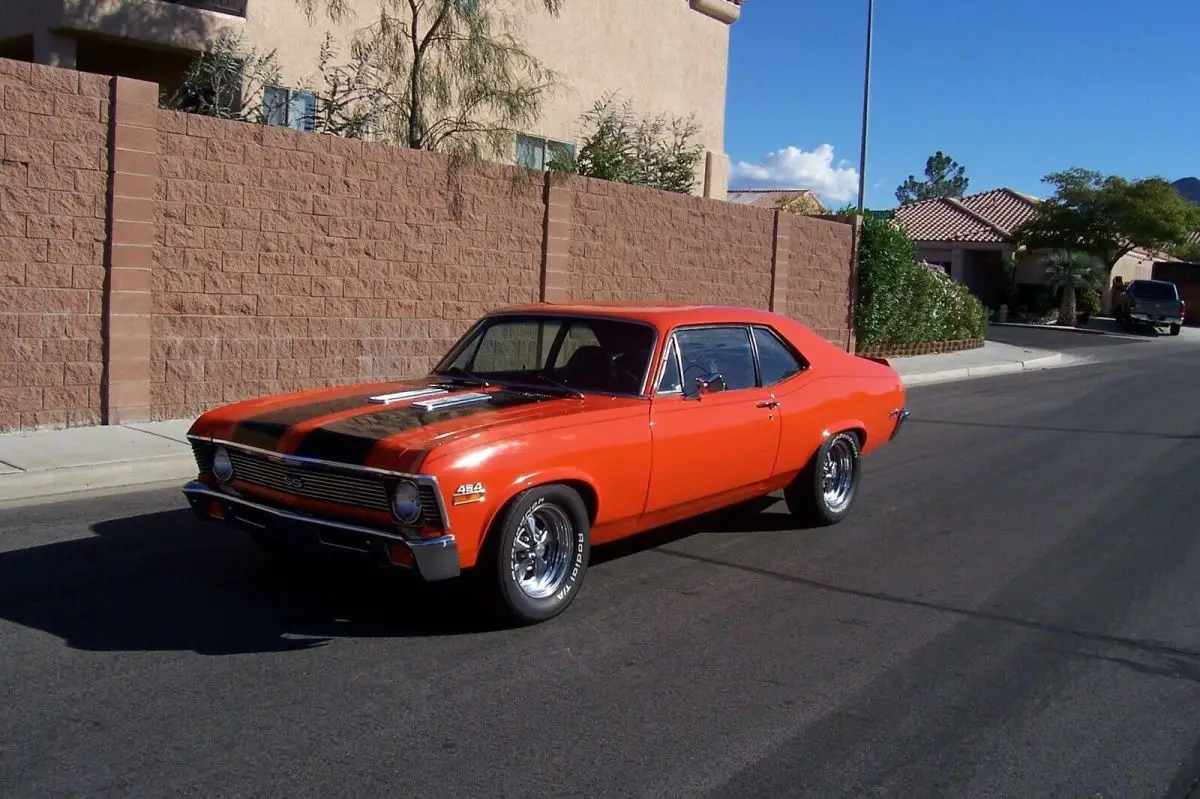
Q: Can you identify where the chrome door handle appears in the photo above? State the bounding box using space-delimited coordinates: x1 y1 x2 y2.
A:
757 400 780 409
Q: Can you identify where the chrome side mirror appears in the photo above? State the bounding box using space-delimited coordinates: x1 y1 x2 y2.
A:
684 373 726 400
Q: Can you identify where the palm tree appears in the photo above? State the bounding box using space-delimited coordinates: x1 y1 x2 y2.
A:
1041 249 1105 326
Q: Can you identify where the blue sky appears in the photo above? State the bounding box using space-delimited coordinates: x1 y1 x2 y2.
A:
723 0 1199 210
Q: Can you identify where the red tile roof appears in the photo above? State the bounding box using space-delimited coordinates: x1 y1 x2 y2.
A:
893 188 1041 243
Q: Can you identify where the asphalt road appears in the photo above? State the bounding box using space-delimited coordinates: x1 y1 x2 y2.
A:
988 317 1200 358
4 346 1200 798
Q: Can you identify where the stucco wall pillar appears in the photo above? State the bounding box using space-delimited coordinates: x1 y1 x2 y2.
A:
103 77 159 424
702 151 730 200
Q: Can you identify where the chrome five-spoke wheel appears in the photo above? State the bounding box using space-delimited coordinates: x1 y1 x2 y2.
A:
485 484 592 625
784 430 862 526
510 502 574 599
820 435 857 514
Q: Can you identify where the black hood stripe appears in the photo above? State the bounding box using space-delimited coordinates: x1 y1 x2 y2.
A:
226 388 411 451
290 391 547 464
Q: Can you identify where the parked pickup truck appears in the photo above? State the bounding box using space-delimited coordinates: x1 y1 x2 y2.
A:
1112 279 1185 335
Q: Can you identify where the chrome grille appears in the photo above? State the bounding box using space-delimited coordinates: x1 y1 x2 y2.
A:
417 484 442 528
189 440 448 529
192 441 213 474
226 449 391 512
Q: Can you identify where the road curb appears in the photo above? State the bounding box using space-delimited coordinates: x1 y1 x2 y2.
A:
900 353 1086 387
991 322 1106 336
0 453 196 503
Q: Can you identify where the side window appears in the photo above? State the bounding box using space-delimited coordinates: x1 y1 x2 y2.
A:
656 340 683 393
753 326 804 385
674 326 757 391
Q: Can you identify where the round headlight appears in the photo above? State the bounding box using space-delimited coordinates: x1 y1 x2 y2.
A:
212 446 234 483
391 480 423 525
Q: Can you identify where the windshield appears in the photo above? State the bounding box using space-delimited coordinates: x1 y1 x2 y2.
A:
433 314 659 396
1129 280 1178 300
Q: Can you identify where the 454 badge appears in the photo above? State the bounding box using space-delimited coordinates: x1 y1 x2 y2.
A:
452 482 487 506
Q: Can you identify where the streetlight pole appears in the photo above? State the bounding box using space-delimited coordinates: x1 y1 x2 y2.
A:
855 0 874 216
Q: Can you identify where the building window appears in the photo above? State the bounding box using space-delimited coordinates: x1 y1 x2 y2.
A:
515 134 575 171
263 86 316 132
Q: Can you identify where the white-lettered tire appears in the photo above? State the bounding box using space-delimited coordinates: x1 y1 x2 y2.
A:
784 431 861 526
481 484 591 625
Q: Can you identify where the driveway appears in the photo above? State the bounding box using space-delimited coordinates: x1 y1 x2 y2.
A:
2 351 1200 797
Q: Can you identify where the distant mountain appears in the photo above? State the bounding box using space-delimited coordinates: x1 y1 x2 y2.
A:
1173 177 1200 205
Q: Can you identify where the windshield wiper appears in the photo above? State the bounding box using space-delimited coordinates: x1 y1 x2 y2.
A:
433 366 490 387
514 373 585 399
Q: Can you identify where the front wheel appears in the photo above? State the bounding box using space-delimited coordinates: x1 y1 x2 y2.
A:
784 431 861 526
481 484 591 625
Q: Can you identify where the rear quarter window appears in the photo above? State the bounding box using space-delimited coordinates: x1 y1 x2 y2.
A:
1129 281 1179 300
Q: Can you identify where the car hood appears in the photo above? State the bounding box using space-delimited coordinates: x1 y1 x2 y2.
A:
190 379 604 470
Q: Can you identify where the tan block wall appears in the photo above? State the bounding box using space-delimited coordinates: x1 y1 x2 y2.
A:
0 57 856 434
151 110 546 420
0 59 111 431
562 177 776 309
782 214 857 348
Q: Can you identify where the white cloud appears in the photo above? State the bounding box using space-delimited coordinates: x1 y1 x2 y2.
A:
731 144 860 203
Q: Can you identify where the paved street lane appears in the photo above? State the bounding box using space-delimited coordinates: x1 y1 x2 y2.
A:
3 347 1200 798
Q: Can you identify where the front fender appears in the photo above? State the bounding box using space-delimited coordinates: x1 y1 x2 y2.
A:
479 466 602 544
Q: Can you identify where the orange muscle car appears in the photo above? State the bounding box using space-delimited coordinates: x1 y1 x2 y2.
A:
183 303 909 624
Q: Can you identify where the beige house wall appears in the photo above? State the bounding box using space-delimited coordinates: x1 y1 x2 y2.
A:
1 0 737 197
1103 248 1158 314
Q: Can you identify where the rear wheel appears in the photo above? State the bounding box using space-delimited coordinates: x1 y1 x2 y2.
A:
784 431 861 526
480 484 591 625
1170 323 1181 336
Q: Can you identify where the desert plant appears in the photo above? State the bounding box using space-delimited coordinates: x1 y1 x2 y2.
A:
1041 249 1105 326
305 0 563 157
548 92 705 194
1076 287 1101 324
163 31 282 123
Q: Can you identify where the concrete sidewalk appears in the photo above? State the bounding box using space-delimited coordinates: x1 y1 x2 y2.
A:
0 420 196 503
889 340 1084 387
0 340 1085 503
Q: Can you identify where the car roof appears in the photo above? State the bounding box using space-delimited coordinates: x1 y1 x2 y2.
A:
489 302 792 329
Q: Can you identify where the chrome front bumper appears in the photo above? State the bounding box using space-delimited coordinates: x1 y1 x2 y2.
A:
182 481 461 581
889 407 910 441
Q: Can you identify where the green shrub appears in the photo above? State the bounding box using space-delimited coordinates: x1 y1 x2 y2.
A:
1076 287 1101 320
855 215 989 346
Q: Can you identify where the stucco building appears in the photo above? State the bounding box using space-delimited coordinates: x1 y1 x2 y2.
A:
0 0 741 198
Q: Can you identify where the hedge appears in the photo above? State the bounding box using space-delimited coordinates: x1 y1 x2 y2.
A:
854 214 989 349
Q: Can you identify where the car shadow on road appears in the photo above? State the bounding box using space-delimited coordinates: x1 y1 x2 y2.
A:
0 509 521 655
0 497 808 654
590 495 795 567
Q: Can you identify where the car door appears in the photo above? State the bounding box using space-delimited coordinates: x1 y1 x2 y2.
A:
749 324 821 477
643 324 782 517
